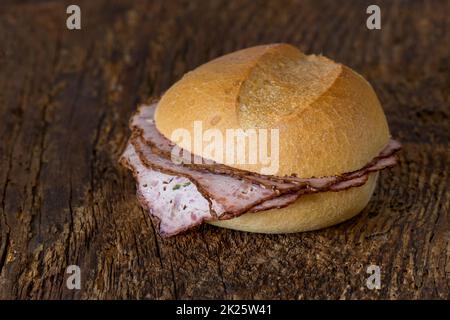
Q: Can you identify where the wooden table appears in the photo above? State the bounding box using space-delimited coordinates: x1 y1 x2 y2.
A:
0 0 448 299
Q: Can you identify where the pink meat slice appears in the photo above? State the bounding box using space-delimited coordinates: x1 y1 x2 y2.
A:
132 103 400 191
131 137 278 217
329 174 369 191
122 139 399 236
131 104 303 190
122 142 397 236
131 103 207 165
249 193 301 212
120 143 213 236
121 103 402 236
248 153 398 211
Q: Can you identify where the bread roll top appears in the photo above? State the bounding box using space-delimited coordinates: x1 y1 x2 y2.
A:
155 43 390 177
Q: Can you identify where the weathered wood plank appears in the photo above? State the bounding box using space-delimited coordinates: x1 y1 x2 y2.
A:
0 0 448 299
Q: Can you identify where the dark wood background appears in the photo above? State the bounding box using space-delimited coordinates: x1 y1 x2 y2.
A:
0 0 448 299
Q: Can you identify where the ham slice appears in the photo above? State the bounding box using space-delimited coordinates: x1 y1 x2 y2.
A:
121 103 402 236
120 143 213 236
131 104 304 190
132 103 401 190
249 193 300 212
131 137 278 217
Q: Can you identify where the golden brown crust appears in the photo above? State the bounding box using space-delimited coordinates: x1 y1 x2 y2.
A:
155 43 390 177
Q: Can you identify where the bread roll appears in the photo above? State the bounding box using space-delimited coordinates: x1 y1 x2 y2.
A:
154 43 390 233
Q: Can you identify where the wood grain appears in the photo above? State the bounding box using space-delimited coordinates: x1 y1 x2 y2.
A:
0 0 448 299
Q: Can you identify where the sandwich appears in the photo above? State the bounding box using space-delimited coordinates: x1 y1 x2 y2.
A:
120 43 401 236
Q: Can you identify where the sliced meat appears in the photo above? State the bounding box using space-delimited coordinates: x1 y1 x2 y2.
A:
121 138 394 236
329 174 369 191
120 143 213 236
130 103 207 166
121 103 402 236
249 168 384 212
131 104 304 189
249 193 301 212
128 135 399 216
379 139 402 157
132 103 401 191
343 155 398 180
131 136 279 218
